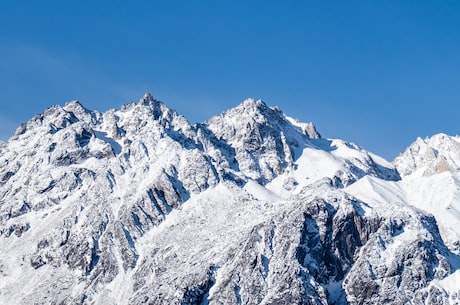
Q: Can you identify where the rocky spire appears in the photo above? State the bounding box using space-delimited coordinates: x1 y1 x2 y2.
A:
140 92 154 103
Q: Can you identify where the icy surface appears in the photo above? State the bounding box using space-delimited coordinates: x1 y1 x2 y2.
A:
0 94 459 304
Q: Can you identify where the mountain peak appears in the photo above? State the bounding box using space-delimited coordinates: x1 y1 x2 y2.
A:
140 92 154 103
209 98 321 140
239 97 266 109
202 99 325 183
63 100 83 109
62 100 93 120
394 133 460 176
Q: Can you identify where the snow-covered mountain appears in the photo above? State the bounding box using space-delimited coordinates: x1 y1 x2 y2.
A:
0 94 459 304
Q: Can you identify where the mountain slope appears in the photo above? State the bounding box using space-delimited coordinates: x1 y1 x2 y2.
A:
346 134 460 303
0 94 459 304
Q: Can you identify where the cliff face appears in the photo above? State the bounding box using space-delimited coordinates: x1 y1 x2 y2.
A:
0 94 458 304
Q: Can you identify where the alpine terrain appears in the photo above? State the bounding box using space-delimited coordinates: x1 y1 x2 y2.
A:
0 93 459 305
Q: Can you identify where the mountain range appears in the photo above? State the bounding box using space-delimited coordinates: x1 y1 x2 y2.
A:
0 93 459 304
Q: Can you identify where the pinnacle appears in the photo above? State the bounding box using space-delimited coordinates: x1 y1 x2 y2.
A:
63 100 85 111
239 98 267 110
141 92 154 103
64 100 82 107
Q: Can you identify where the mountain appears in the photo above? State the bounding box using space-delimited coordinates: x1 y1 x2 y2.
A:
0 94 459 304
394 133 460 177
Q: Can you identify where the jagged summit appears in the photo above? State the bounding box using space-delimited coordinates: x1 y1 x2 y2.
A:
237 97 265 108
63 99 82 108
207 98 320 140
394 133 460 176
140 92 154 103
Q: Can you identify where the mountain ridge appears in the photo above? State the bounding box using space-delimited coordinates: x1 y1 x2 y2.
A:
0 94 459 304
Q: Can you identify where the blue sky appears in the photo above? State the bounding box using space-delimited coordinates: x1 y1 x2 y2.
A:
1 1 459 160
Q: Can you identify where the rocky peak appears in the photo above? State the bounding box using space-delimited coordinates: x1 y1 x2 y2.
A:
63 100 84 111
113 94 193 141
63 100 99 125
394 133 460 176
11 105 79 139
237 98 270 116
205 98 318 142
203 98 320 183
138 92 155 104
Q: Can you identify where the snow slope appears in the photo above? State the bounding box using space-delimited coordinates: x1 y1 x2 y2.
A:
346 133 460 304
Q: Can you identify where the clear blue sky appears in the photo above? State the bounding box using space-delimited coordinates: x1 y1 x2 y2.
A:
1 1 459 160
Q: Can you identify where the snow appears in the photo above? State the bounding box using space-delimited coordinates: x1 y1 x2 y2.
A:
402 171 460 248
0 198 81 303
346 171 460 252
116 182 284 304
345 176 406 206
394 133 460 176
348 132 460 253
266 146 343 197
243 179 282 202
136 182 278 260
431 269 460 304
325 280 346 304
94 130 122 154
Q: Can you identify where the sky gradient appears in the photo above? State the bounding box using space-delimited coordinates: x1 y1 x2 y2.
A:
1 1 459 160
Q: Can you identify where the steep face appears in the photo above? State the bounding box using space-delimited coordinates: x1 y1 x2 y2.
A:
343 206 453 304
394 133 460 176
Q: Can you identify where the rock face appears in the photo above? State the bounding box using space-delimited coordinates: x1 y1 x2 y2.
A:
0 94 459 304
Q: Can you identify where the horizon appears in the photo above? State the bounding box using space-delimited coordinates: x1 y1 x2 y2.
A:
1 1 460 160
